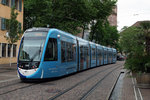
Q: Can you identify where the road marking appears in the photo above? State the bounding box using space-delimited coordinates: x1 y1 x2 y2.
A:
132 77 138 100
131 73 143 100
138 88 143 100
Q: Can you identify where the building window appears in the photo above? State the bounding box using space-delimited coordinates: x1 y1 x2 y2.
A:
1 18 6 30
19 0 22 11
1 0 6 5
15 0 19 10
0 43 17 58
1 0 9 6
0 43 2 57
6 0 9 6
2 43 6 57
11 0 15 7
8 44 12 57
18 23 21 33
13 44 17 57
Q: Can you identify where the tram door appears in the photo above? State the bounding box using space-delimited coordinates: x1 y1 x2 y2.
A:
80 46 84 71
76 39 80 72
85 47 89 69
99 50 101 65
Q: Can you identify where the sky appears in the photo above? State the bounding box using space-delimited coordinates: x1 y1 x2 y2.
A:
117 0 150 31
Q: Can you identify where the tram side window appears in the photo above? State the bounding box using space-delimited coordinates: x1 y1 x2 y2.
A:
61 41 75 62
84 47 88 58
69 43 74 61
97 49 100 58
80 46 84 60
44 38 57 61
72 44 76 61
67 42 71 61
61 41 66 62
104 51 107 59
92 48 96 60
114 53 116 59
100 50 102 59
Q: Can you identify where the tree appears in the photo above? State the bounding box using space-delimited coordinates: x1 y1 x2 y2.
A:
89 20 119 48
119 26 150 73
5 7 22 44
119 27 144 55
24 0 92 35
89 0 117 45
24 0 52 31
5 7 22 66
24 0 118 47
102 22 119 48
139 21 150 56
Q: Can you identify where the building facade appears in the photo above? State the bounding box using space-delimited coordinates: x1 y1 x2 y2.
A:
108 6 117 26
0 0 23 64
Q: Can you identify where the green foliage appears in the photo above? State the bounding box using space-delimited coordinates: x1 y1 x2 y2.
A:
119 27 144 54
24 0 117 39
5 7 22 44
140 21 150 36
89 20 119 48
125 55 150 73
120 26 150 73
89 0 118 47
102 22 119 48
24 0 52 30
24 0 92 35
139 21 150 55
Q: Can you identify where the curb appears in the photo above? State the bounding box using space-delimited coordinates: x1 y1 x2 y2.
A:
106 70 122 100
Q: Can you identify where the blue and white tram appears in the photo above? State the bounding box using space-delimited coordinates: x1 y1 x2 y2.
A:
112 48 117 63
77 37 90 71
89 42 96 68
108 47 113 64
17 28 117 80
96 44 103 66
103 46 108 65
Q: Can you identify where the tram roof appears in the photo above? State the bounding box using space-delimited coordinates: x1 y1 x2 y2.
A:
26 27 50 32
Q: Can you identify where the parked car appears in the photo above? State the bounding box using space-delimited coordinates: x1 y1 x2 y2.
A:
117 55 125 61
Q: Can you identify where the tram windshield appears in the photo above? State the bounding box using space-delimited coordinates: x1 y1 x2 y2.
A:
19 31 48 62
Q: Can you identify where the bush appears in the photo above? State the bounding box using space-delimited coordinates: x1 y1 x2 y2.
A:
125 55 150 73
120 26 150 73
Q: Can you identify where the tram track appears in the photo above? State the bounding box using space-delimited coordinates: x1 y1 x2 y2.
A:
0 81 21 89
79 65 121 100
0 62 123 98
0 70 17 74
0 63 116 96
48 63 122 100
0 82 38 95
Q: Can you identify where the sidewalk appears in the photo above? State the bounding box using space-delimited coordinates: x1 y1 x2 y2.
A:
121 71 150 100
0 63 17 70
0 63 18 83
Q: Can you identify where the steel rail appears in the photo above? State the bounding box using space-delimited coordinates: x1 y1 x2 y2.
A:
48 64 122 100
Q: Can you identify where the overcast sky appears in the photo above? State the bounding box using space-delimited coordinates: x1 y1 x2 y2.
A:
117 0 150 31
